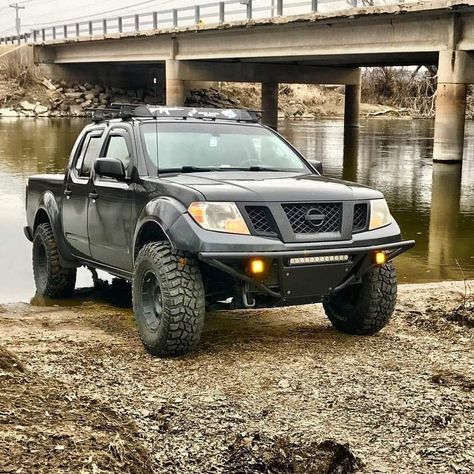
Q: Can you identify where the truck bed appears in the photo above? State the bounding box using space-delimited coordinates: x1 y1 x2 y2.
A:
26 174 65 233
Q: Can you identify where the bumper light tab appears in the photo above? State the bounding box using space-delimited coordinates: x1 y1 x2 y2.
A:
289 255 350 266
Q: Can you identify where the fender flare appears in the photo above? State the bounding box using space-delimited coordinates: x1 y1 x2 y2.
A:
133 196 188 262
33 191 77 267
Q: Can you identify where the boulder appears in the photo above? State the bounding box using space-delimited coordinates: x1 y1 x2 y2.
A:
80 99 92 109
65 92 84 99
19 110 35 117
35 105 49 115
69 105 84 116
0 108 19 117
19 100 36 111
41 78 57 91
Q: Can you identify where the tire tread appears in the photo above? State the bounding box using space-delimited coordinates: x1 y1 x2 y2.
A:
33 223 76 298
132 242 205 357
323 262 397 335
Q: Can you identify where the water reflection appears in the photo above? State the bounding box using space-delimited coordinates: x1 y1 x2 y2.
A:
0 118 93 303
0 117 473 303
428 164 463 280
279 118 474 283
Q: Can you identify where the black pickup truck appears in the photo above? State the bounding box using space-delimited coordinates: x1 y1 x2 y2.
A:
25 105 414 356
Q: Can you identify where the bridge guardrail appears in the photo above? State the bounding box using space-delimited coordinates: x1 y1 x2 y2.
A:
0 0 409 45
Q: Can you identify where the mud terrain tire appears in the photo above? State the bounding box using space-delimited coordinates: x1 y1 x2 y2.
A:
323 262 397 335
132 242 205 357
32 223 76 298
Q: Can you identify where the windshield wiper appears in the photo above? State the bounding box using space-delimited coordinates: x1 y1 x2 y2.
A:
248 166 287 172
159 166 218 173
213 166 289 172
159 165 290 174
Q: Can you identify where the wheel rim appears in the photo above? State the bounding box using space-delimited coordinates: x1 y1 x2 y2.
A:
141 270 163 332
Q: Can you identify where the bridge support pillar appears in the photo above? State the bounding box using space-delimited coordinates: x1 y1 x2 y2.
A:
261 82 278 130
166 59 185 106
433 51 469 163
344 84 360 129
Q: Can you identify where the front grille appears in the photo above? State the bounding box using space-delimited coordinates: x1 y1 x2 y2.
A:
353 203 368 232
246 206 275 235
282 203 341 234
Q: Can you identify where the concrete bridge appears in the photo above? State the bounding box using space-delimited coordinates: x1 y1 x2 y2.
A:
5 0 474 163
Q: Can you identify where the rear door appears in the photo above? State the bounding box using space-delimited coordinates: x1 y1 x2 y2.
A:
62 128 104 257
87 125 134 271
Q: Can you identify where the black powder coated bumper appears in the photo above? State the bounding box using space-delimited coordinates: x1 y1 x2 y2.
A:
199 239 415 305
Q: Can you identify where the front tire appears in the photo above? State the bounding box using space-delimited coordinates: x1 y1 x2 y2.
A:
32 223 76 298
132 243 205 357
323 262 397 335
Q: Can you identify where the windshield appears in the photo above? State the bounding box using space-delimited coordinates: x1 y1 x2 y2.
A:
140 122 310 175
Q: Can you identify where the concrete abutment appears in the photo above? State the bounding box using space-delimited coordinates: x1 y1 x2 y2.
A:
261 82 278 130
344 83 361 130
433 50 474 163
165 60 186 107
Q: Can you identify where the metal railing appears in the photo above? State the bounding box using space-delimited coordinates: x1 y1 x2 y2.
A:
0 0 408 45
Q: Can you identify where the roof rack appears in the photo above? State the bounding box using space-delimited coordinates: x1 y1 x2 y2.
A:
88 103 261 123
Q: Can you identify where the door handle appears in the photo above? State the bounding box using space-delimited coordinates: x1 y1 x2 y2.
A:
64 189 72 196
89 192 99 200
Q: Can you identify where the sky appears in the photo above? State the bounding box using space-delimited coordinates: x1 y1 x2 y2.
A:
0 0 214 36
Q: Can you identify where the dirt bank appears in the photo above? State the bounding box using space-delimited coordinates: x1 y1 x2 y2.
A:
186 83 386 119
0 280 473 473
0 71 386 119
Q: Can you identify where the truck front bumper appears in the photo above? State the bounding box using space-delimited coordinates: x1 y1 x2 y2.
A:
198 239 415 305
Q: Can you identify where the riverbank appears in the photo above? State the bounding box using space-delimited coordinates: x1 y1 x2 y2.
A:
0 73 391 119
0 280 472 473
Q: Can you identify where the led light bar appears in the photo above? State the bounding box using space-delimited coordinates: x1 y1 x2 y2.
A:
289 255 350 265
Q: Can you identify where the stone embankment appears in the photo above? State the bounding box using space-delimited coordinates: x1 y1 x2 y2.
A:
0 78 163 118
0 78 385 119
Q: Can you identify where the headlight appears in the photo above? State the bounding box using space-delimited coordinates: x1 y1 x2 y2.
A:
369 199 392 230
188 202 250 235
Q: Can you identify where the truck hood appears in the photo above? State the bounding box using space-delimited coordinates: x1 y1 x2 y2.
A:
162 171 383 202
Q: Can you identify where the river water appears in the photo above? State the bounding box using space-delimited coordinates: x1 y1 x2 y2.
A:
0 117 473 303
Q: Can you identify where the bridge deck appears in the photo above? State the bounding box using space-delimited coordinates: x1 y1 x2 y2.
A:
33 1 474 67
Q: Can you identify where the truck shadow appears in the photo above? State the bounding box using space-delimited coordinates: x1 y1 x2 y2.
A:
199 308 372 354
30 278 133 309
29 282 371 353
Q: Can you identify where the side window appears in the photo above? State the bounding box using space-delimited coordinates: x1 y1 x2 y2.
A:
103 135 131 171
75 134 103 178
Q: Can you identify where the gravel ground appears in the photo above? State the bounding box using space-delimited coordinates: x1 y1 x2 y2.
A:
0 280 473 474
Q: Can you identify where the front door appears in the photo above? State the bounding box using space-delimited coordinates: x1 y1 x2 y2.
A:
62 128 104 257
88 126 134 271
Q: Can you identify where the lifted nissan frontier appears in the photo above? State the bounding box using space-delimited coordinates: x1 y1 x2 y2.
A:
25 105 414 356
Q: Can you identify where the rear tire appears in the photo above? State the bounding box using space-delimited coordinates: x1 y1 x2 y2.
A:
32 223 76 298
323 262 397 335
132 242 205 357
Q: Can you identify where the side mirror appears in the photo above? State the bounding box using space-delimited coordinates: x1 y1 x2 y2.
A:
95 158 126 180
308 159 323 175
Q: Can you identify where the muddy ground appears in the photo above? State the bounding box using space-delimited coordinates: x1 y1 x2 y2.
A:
0 280 473 473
